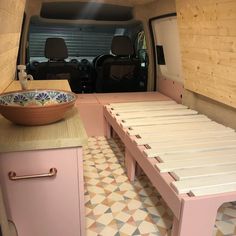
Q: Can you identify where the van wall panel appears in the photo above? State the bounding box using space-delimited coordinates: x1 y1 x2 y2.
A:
134 0 177 91
0 0 26 93
0 10 23 34
0 34 20 55
180 35 236 53
176 0 236 108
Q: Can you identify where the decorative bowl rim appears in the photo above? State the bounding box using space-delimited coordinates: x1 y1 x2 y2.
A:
0 89 77 109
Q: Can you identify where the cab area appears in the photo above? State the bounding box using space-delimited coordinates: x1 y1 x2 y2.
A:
24 2 149 93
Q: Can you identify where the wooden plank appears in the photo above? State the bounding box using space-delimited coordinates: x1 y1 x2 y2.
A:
137 132 236 145
121 113 209 123
115 109 198 119
172 164 236 180
171 173 236 194
0 0 25 93
176 0 236 109
136 127 234 139
122 116 210 128
135 129 235 145
0 9 23 34
110 104 187 112
107 100 176 108
190 183 236 197
149 136 236 149
121 115 210 127
156 153 236 173
0 33 19 55
157 148 236 163
127 121 226 135
144 140 236 157
180 35 236 54
184 69 236 109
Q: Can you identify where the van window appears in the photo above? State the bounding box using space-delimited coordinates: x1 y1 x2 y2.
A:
151 16 183 83
28 17 143 63
29 24 116 62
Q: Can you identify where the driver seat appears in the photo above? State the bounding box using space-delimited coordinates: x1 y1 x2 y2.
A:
34 38 80 92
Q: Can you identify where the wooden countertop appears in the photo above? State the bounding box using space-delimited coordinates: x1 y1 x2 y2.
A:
0 80 88 153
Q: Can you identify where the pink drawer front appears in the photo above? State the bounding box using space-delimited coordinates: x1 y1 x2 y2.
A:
0 148 84 236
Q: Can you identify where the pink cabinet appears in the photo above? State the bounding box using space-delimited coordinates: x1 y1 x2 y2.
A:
0 148 85 236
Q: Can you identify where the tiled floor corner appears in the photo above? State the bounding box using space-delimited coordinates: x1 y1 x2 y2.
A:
84 136 236 236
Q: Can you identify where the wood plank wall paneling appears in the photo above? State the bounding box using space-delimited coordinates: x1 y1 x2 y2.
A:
176 0 236 108
0 0 26 93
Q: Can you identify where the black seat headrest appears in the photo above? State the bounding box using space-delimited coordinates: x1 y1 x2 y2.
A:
111 36 134 57
44 38 68 60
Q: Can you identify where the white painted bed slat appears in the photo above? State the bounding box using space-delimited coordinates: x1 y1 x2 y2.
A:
107 100 236 198
171 173 236 194
144 140 236 157
116 109 198 119
149 137 236 149
127 121 225 135
120 114 208 122
110 104 187 112
156 155 236 172
172 164 236 181
121 113 208 121
137 127 234 139
190 184 236 197
122 117 210 128
135 129 235 145
135 131 236 147
121 116 211 128
107 101 176 108
157 149 236 162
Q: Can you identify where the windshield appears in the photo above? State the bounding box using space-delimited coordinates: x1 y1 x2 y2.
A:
28 21 141 62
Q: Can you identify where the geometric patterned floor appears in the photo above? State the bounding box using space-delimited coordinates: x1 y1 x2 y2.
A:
83 137 236 236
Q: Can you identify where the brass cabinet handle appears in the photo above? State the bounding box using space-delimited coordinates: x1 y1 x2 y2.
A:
8 168 57 181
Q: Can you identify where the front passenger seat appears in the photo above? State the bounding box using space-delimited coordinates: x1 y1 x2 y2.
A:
95 36 141 93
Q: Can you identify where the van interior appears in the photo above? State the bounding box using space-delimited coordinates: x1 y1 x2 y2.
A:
0 0 236 236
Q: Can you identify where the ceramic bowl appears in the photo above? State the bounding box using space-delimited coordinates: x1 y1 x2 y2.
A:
0 89 77 126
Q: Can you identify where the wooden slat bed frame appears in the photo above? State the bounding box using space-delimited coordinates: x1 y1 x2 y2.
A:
103 100 236 236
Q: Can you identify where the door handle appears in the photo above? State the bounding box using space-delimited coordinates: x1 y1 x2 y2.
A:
8 168 57 181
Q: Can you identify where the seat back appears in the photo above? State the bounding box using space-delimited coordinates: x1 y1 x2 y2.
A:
34 38 80 92
95 36 141 93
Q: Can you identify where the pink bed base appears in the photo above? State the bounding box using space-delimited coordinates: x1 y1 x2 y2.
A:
103 106 236 236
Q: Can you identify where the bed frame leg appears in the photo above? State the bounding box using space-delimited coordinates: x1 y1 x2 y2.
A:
104 117 111 138
171 217 179 236
176 198 219 236
125 150 136 181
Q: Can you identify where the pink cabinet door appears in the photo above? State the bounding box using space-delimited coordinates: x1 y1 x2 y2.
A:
0 148 84 236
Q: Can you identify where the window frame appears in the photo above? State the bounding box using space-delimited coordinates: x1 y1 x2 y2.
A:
148 12 177 91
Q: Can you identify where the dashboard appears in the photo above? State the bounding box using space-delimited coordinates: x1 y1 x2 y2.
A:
28 58 95 93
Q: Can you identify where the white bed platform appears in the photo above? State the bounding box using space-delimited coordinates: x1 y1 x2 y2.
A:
104 100 236 236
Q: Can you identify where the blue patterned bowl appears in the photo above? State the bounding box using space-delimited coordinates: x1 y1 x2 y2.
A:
0 90 77 125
